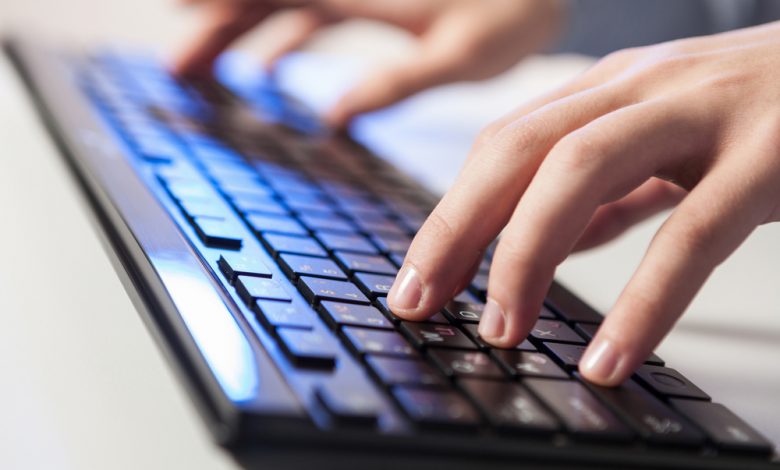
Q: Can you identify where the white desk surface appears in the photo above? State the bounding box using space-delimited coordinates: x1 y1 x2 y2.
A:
0 22 779 470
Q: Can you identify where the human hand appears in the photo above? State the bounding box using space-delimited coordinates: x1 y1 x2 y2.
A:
386 22 780 386
171 0 564 126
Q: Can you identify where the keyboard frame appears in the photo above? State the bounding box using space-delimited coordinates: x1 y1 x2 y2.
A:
7 36 778 469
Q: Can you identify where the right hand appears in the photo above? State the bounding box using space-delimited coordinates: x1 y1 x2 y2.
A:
172 0 565 126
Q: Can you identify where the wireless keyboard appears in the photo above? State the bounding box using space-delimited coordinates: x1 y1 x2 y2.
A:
7 37 777 469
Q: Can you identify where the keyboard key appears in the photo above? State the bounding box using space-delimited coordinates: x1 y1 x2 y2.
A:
230 194 288 216
461 324 536 351
277 328 338 368
353 216 407 237
191 217 242 249
319 302 393 329
334 252 397 275
370 233 411 254
634 365 710 401
670 400 773 454
315 381 380 427
354 273 395 298
366 356 447 387
470 273 488 294
254 301 315 329
525 379 633 441
375 297 449 324
298 276 370 305
298 213 355 233
217 252 272 283
460 379 559 433
530 319 585 344
278 254 346 280
493 350 568 379
393 387 480 428
443 301 484 323
428 350 505 379
342 327 417 357
572 323 665 366
545 282 604 324
401 323 477 350
581 377 704 446
245 213 307 236
235 276 292 304
545 342 663 369
177 199 230 220
262 233 327 258
316 232 377 254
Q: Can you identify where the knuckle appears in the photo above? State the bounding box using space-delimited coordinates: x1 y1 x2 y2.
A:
547 129 606 174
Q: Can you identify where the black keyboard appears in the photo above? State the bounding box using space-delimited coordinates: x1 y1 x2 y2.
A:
8 38 777 469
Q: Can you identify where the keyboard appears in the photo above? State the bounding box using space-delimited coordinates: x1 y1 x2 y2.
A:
7 37 777 469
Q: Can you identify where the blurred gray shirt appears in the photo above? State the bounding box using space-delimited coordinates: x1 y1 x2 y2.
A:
557 0 780 56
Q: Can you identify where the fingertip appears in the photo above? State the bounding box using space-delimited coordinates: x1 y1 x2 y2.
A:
579 337 630 387
387 265 427 320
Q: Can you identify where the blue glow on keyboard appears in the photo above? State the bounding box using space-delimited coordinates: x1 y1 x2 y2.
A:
156 258 259 402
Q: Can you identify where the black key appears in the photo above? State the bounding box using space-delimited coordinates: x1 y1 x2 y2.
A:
493 350 568 379
235 276 291 304
298 276 370 305
670 400 773 454
375 297 449 324
254 301 315 329
461 324 537 351
581 377 705 446
428 350 505 379
444 301 485 323
370 233 411 254
539 305 559 319
530 319 585 344
298 213 355 233
319 302 393 329
544 343 587 370
366 356 447 387
354 273 395 298
279 254 346 280
353 216 407 237
545 282 604 324
573 323 665 366
393 387 480 428
191 217 242 249
525 379 633 441
316 232 377 254
245 213 307 236
283 194 333 214
460 379 559 433
634 365 710 401
342 327 417 357
276 328 338 368
546 342 664 369
262 233 327 258
217 252 272 283
401 323 477 350
315 382 380 427
334 252 397 275
453 290 480 304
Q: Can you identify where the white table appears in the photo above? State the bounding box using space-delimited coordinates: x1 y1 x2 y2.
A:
0 29 778 470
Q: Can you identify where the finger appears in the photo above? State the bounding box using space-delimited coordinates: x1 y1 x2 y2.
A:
580 154 778 386
387 82 636 321
573 179 685 251
261 8 333 68
480 96 713 348
172 2 273 78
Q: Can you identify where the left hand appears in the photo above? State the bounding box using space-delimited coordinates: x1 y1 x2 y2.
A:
387 21 780 386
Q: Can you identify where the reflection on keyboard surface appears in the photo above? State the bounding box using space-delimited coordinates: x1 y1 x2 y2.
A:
79 52 774 457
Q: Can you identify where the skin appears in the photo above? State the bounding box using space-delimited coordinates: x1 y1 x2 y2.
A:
173 2 780 386
171 0 565 126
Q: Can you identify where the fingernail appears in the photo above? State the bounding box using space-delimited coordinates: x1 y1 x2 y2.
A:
580 339 620 383
478 298 505 339
388 265 422 311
